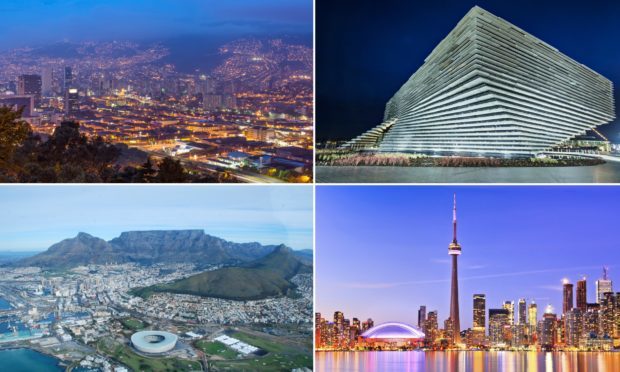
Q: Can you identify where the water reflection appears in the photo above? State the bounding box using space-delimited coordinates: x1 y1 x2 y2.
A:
316 163 620 183
316 351 620 372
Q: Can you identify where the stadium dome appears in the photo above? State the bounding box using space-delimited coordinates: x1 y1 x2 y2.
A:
131 331 178 354
361 322 425 339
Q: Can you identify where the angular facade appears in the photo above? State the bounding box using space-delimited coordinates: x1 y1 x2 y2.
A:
343 6 615 157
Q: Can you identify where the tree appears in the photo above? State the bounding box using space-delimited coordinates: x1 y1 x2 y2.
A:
0 107 31 172
156 157 188 182
137 157 156 182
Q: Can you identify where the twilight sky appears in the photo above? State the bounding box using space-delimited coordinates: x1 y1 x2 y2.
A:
0 0 312 50
316 186 618 329
317 0 620 142
0 185 313 252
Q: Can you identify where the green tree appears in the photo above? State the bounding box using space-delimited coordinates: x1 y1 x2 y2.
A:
156 157 188 182
0 107 31 174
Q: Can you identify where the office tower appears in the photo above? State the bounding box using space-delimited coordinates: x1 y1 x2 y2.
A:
42 67 53 96
576 277 587 312
334 311 344 333
65 88 79 116
315 313 322 348
584 303 600 337
539 307 557 350
341 6 615 156
528 301 537 328
448 194 462 344
17 74 42 107
503 301 515 326
0 96 34 117
425 311 438 345
565 308 583 347
518 298 526 325
352 318 361 339
64 66 73 93
418 305 426 328
361 318 374 331
473 294 486 329
563 279 574 315
596 267 613 304
599 292 615 337
488 308 510 345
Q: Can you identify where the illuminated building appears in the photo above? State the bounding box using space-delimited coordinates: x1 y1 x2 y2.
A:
600 292 615 337
528 301 538 336
488 308 509 346
424 311 438 346
362 318 374 331
576 277 587 312
584 303 600 337
563 279 574 314
341 6 615 157
418 305 426 329
63 66 73 94
517 298 526 325
448 194 462 344
539 305 557 350
0 95 34 117
503 301 514 326
17 74 42 107
65 88 79 116
360 322 425 348
565 308 583 348
315 312 321 348
596 267 613 304
472 294 486 346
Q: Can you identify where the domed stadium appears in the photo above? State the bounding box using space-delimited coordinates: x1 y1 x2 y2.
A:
131 331 178 354
360 322 425 348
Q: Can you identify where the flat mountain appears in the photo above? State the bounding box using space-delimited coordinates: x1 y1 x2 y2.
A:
132 245 312 301
17 230 280 269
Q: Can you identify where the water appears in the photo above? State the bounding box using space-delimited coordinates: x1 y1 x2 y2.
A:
316 163 620 183
316 351 620 371
0 298 11 310
0 348 62 372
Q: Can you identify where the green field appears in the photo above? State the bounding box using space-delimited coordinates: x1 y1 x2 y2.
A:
208 331 312 372
195 340 239 359
120 318 147 331
97 337 202 372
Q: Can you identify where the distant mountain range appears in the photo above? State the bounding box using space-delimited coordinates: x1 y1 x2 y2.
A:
16 230 310 270
132 244 312 301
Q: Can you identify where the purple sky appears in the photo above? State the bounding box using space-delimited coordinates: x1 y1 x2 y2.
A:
316 186 618 329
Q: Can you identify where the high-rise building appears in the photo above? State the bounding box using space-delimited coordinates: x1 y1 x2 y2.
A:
584 303 600 338
418 305 426 329
576 277 587 312
315 313 322 348
565 308 583 348
599 292 615 337
63 66 73 93
563 279 574 315
539 306 557 350
425 311 438 345
473 294 486 329
528 301 537 329
0 96 34 117
448 194 462 344
65 88 79 116
42 67 53 96
503 301 514 326
334 311 344 333
517 298 527 325
488 308 510 345
17 74 42 107
596 267 613 304
341 6 615 157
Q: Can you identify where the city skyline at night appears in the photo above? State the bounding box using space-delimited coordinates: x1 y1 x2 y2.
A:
316 186 619 330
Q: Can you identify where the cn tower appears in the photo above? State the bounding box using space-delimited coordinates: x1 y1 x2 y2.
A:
448 193 461 344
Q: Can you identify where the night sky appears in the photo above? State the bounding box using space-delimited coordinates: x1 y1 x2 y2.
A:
0 0 312 50
316 186 619 329
317 0 620 142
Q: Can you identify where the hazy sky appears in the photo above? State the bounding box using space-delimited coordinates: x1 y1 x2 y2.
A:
0 185 313 251
0 0 312 50
316 186 619 329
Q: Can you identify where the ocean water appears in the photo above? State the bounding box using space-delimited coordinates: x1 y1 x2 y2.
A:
315 351 620 372
0 348 62 372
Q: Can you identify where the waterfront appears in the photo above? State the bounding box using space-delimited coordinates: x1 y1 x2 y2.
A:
0 348 62 372
316 162 620 183
316 351 620 371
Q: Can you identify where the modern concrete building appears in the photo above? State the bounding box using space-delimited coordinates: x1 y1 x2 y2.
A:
131 331 178 354
342 6 615 157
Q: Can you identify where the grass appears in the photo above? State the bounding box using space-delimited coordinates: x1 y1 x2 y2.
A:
120 318 147 331
97 337 202 372
208 331 312 372
195 340 239 359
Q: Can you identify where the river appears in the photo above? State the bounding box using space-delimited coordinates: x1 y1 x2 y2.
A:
316 163 620 183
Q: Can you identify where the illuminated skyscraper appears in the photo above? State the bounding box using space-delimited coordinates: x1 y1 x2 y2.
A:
63 66 73 94
517 298 526 325
596 267 613 304
315 312 322 348
539 306 557 350
342 6 616 156
17 74 42 107
425 311 438 345
503 301 514 326
565 308 583 348
576 277 587 312
448 194 462 344
489 308 509 345
473 294 486 329
563 279 574 315
418 305 426 329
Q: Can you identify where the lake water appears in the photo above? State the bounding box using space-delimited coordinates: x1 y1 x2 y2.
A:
316 351 620 371
316 163 620 183
0 348 62 372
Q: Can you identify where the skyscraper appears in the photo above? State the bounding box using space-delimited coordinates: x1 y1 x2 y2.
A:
65 88 79 116
17 74 42 107
64 66 73 93
517 298 527 325
563 279 574 315
576 277 587 312
417 305 426 329
488 308 510 345
503 301 515 326
473 294 486 329
596 267 613 304
448 194 461 344
528 301 538 329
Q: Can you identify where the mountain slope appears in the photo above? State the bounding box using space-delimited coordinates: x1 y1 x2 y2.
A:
133 245 312 301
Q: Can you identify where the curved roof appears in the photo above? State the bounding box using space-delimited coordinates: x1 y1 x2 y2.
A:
131 330 178 354
361 322 425 339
